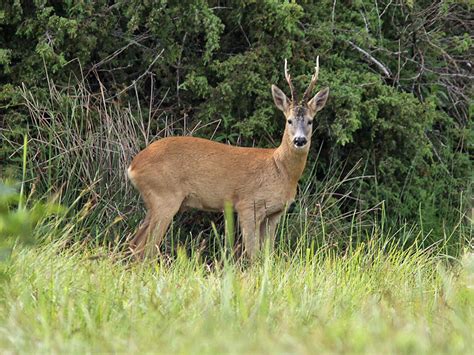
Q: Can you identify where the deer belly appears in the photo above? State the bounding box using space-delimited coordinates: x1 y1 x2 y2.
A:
181 193 225 212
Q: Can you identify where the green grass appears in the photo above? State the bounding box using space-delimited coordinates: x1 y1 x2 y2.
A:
1 233 473 353
1 68 472 354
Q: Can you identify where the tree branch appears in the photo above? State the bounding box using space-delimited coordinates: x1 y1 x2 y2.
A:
347 41 392 78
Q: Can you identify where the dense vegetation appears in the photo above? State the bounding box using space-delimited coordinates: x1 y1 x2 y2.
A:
0 1 472 352
1 0 471 245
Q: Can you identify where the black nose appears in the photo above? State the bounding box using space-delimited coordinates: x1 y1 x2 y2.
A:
293 137 307 147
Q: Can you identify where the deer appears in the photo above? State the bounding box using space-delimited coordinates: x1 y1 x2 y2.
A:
127 58 329 259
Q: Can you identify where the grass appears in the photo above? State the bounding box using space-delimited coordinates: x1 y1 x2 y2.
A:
1 69 472 354
0 226 473 353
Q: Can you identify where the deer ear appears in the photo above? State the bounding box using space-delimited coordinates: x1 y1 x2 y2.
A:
308 87 329 114
272 85 290 112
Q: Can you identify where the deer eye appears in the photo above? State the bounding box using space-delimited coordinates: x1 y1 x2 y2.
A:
308 120 313 125
287 119 293 125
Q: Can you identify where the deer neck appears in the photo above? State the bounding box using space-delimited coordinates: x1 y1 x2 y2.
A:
273 128 309 184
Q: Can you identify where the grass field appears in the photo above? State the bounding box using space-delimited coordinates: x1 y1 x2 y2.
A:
1 227 473 354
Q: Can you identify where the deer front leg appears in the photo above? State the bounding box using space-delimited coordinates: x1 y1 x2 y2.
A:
259 211 283 249
238 208 264 260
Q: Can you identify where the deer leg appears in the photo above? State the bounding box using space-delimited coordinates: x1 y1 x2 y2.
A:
131 195 182 259
259 212 282 249
238 208 264 260
129 212 151 253
144 214 173 257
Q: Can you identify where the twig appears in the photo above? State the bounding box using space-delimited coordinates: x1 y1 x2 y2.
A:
347 40 392 78
176 33 188 107
107 48 164 101
87 32 151 76
239 22 251 48
379 0 393 18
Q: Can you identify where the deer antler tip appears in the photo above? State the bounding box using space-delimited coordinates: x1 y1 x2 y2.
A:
302 56 321 103
284 58 296 102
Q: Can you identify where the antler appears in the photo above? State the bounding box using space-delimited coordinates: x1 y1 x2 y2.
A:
302 56 319 103
284 58 297 103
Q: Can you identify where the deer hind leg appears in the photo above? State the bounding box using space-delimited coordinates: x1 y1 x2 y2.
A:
259 211 282 249
129 212 151 254
238 208 265 260
130 194 183 259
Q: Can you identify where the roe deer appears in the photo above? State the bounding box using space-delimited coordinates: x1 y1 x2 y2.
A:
128 58 329 259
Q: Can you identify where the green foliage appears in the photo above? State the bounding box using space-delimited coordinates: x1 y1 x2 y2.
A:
0 182 63 252
0 135 63 263
0 181 63 287
1 0 471 242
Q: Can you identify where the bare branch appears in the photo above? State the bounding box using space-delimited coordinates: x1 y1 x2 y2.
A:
347 41 392 78
106 48 165 101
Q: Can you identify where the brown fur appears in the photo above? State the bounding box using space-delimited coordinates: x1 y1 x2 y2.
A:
128 61 329 259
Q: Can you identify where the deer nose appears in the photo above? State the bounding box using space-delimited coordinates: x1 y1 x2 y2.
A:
293 137 307 147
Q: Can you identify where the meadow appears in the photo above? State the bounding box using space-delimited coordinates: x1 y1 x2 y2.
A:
0 187 472 353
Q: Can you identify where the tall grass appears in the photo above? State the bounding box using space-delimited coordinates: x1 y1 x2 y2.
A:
13 75 470 255
0 222 473 353
10 71 387 252
1 71 472 353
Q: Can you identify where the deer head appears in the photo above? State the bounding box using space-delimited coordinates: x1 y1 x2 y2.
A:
271 57 329 151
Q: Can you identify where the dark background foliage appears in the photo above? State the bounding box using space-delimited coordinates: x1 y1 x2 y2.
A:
1 0 472 244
